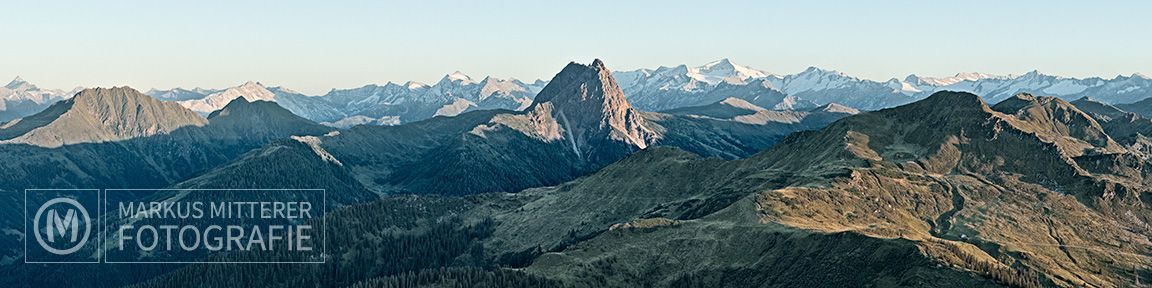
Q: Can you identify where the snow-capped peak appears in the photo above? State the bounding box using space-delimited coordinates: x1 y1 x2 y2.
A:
404 81 429 89
1132 72 1149 80
953 72 1003 80
444 71 474 84
702 58 735 70
611 59 773 93
885 78 922 95
177 81 276 114
239 81 264 89
1016 70 1045 79
5 76 30 89
906 72 1006 87
694 58 770 84
0 76 77 105
797 66 848 78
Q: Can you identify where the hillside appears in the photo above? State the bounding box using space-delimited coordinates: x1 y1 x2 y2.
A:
0 87 207 147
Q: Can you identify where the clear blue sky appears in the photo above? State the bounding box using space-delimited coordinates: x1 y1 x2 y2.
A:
3 0 1150 94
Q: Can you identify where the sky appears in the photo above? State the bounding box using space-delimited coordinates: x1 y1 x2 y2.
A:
2 0 1150 95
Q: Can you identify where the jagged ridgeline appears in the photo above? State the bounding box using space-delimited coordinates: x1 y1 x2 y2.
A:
171 59 851 196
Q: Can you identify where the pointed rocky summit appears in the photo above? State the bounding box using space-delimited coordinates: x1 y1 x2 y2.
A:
526 59 657 155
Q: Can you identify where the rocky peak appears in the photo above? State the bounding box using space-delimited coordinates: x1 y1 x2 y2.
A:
799 66 832 75
207 97 257 119
205 96 331 138
526 59 657 155
0 87 207 147
1017 70 1046 80
902 74 921 84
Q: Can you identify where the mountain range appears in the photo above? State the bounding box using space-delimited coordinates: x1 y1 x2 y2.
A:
170 59 853 197
6 60 1149 129
159 75 546 127
2 58 1152 287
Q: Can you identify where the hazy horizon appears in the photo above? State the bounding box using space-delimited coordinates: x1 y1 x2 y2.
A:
4 0 1151 95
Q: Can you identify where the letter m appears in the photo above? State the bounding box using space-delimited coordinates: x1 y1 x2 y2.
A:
46 209 78 243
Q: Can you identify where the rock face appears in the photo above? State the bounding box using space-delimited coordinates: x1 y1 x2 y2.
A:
525 59 658 157
0 87 207 147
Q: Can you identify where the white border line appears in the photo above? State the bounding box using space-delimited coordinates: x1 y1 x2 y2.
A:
102 189 326 264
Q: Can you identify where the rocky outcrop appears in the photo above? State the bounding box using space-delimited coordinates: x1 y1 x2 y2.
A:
525 59 658 157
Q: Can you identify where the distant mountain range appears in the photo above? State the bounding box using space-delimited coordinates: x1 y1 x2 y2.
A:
5 60 1149 128
0 77 80 122
171 59 853 196
161 76 546 127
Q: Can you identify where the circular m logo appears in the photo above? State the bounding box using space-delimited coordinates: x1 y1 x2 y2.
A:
32 197 92 255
